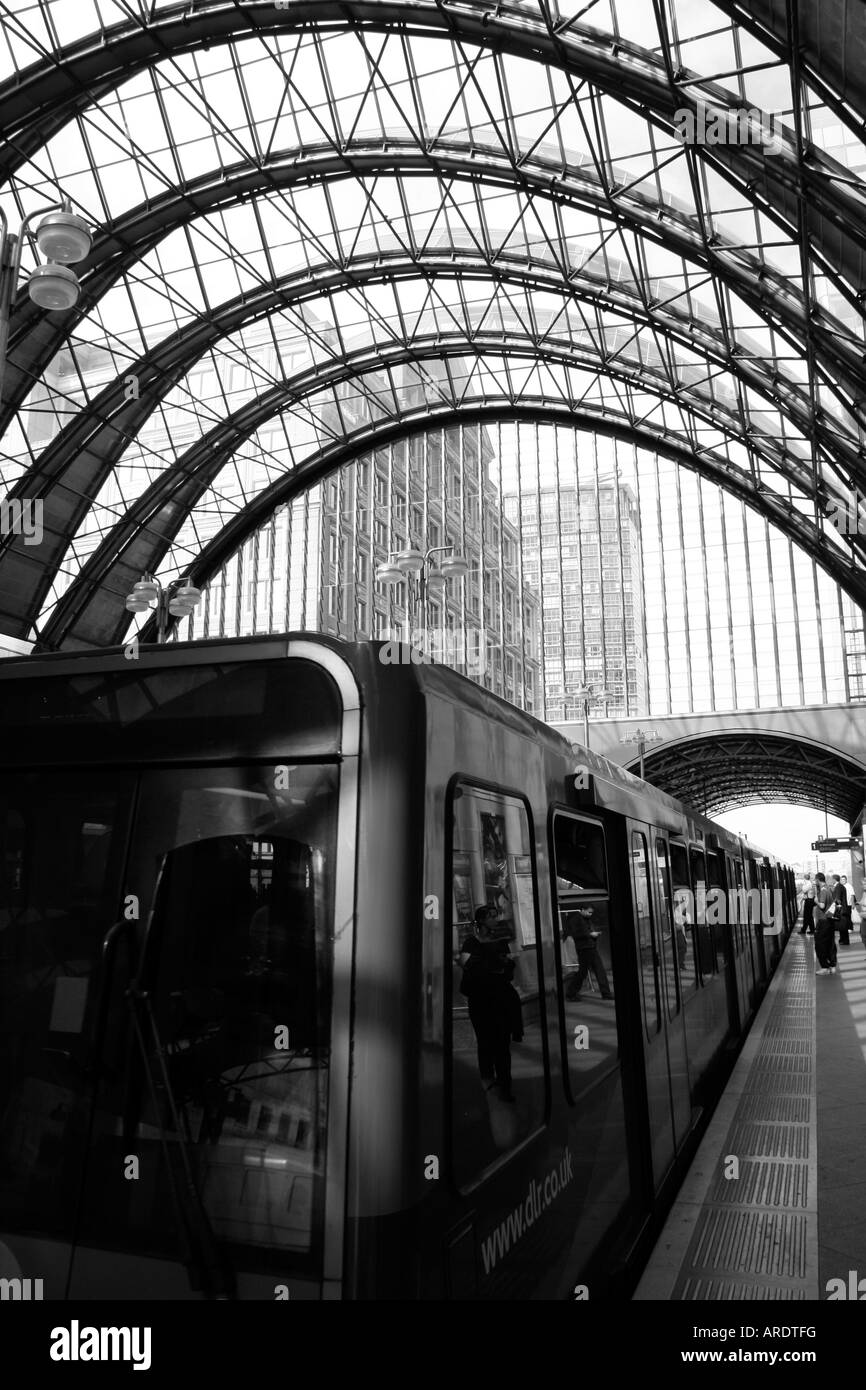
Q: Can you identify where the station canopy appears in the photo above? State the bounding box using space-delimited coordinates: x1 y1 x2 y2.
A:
1 0 866 649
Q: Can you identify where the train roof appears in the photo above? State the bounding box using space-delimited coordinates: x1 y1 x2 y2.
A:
0 630 785 867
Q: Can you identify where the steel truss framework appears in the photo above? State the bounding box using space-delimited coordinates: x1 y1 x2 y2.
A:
1 0 866 653
637 732 866 824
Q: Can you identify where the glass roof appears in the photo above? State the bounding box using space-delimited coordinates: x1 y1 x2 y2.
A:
0 0 865 645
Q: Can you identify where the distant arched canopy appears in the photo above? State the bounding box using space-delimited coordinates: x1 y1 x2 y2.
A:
636 732 866 823
0 0 865 647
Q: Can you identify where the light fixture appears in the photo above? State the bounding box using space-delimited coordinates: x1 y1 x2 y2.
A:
168 582 201 617
125 596 151 613
439 554 469 580
26 263 81 311
376 562 404 585
426 571 447 593
395 547 424 573
34 209 92 265
131 578 159 603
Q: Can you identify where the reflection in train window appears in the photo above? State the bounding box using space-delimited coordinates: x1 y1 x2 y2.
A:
706 851 728 967
554 818 607 895
0 763 339 1279
655 838 681 1018
689 845 715 979
669 841 699 999
631 832 660 1040
553 813 619 1101
449 784 545 1190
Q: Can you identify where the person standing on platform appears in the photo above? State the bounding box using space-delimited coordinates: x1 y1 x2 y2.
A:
799 874 815 935
831 874 851 946
840 875 856 946
813 873 837 974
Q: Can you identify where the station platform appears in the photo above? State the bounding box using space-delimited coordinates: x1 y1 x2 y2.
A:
635 928 866 1300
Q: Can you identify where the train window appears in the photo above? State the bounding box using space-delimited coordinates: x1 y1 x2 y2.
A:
669 841 699 999
554 818 607 894
705 851 728 967
631 832 660 1040
689 844 716 979
552 813 619 1103
450 784 545 1190
0 762 338 1278
655 838 681 1018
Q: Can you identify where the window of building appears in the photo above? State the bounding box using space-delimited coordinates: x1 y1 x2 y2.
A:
450 785 545 1190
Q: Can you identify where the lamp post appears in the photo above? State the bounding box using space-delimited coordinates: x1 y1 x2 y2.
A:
620 725 662 780
376 545 469 646
0 198 92 400
571 682 613 750
125 573 202 643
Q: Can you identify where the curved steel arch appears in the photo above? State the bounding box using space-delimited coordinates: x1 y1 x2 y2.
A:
1 1 863 664
8 243 863 640
41 365 863 652
2 142 864 445
2 0 862 286
637 732 866 823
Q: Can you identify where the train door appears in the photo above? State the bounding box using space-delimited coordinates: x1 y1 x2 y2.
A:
627 824 677 1188
734 858 759 1001
652 836 692 1151
745 856 767 983
724 852 750 1029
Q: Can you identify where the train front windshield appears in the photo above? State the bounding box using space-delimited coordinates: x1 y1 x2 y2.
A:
0 657 341 1295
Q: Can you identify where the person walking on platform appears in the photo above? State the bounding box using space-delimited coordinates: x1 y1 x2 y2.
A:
813 873 838 974
799 874 815 935
562 906 613 1000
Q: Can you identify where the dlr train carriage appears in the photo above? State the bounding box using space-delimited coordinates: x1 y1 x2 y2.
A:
0 635 796 1300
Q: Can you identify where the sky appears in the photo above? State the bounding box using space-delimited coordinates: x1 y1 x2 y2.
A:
715 804 858 875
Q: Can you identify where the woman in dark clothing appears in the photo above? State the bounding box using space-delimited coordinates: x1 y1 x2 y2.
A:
460 908 523 1101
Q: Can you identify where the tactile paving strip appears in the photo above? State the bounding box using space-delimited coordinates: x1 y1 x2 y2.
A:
635 935 818 1300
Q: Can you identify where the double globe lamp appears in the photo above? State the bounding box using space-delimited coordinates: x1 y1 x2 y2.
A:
0 200 93 312
125 575 202 643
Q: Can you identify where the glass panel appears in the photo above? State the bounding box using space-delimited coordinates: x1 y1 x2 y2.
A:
0 761 338 1282
706 850 728 966
689 845 715 978
450 785 545 1189
631 831 659 1038
655 837 681 1018
670 841 699 999
552 815 619 1103
0 771 136 1243
88 762 338 1272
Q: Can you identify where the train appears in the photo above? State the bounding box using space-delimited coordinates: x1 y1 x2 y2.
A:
0 633 796 1300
